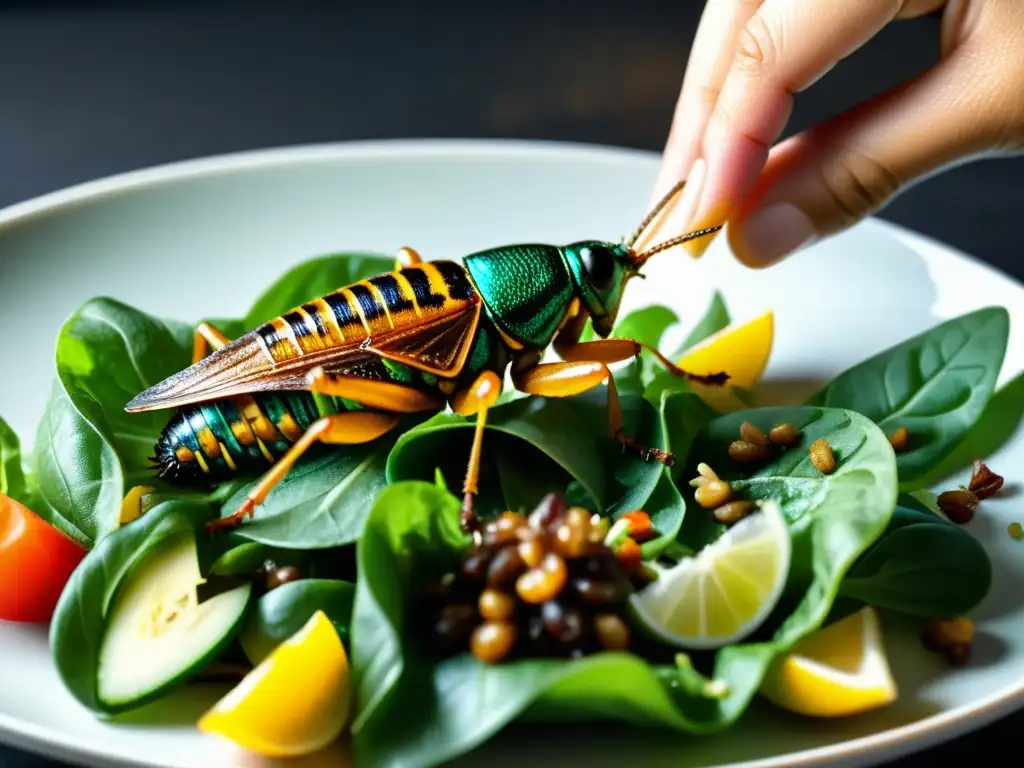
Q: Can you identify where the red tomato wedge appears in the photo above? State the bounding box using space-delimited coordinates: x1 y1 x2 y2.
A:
0 493 87 623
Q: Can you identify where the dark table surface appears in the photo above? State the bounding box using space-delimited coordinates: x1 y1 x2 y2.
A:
0 2 1021 766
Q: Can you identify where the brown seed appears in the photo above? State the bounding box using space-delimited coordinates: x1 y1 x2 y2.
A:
541 600 588 647
921 617 975 651
518 536 546 568
266 565 301 590
943 642 971 667
714 500 756 524
809 439 836 474
434 603 477 652
695 480 733 509
553 507 592 558
739 421 770 448
478 589 516 622
471 621 517 664
768 423 800 446
516 552 568 604
487 546 528 588
461 547 494 582
528 493 567 531
594 613 630 651
968 459 1004 500
888 427 910 453
937 489 979 525
729 440 770 463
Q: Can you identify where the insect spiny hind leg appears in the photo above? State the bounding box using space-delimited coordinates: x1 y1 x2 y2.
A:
450 371 503 537
192 322 232 364
512 358 674 466
395 246 424 270
205 411 401 534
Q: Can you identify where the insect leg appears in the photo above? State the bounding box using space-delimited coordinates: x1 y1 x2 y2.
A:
395 246 424 269
306 366 445 412
449 371 503 535
554 338 728 387
205 411 401 533
192 322 233 364
512 359 673 465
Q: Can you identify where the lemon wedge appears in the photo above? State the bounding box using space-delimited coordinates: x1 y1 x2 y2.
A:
759 606 897 717
628 500 791 649
198 610 350 756
677 310 774 412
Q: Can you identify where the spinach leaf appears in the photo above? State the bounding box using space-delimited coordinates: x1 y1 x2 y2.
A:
608 305 679 348
49 498 216 713
33 299 194 547
678 406 898 721
804 307 1010 484
243 252 394 328
913 368 1024 487
219 437 397 549
673 290 730 357
386 387 665 519
0 415 29 504
349 481 721 768
240 578 355 665
840 504 992 617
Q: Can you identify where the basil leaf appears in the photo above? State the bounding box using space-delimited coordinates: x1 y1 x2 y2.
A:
49 499 215 713
840 505 992 617
804 307 1010 484
0 415 29 503
240 578 356 665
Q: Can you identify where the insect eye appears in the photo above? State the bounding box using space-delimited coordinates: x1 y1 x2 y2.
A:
580 246 615 292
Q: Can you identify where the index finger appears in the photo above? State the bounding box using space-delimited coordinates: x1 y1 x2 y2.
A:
684 0 928 252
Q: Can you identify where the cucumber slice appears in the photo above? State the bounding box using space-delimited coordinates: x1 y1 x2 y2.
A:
97 531 252 712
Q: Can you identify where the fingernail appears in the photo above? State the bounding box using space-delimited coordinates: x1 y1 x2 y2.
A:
734 203 816 268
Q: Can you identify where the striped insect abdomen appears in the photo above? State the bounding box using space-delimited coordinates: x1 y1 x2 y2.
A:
154 391 322 485
255 260 478 365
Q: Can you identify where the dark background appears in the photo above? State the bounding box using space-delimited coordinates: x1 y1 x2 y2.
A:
0 1 1021 766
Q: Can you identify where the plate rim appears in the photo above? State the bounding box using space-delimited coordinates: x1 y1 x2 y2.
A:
1 137 1022 768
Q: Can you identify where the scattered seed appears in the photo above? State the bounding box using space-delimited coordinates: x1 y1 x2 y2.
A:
516 552 568 604
768 423 800 446
541 600 587 647
921 617 975 652
888 427 910 453
809 438 836 474
695 480 733 509
487 546 528 588
471 621 517 664
1008 522 1024 541
594 613 631 651
969 460 1004 500
479 589 516 622
689 462 720 487
739 421 770 448
518 536 546 568
937 489 979 525
714 500 756 524
266 565 301 590
729 440 770 463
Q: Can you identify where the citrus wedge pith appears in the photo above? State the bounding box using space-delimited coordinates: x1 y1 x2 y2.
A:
759 606 898 717
628 500 791 650
198 609 350 757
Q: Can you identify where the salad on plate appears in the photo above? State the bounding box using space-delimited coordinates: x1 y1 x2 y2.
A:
0 245 1014 768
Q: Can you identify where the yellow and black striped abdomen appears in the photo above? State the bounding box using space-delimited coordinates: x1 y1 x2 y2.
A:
254 260 478 365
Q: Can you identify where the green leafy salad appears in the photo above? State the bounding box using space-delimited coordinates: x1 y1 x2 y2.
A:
0 250 1015 767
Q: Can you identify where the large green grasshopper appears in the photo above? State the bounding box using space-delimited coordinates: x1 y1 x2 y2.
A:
125 179 725 532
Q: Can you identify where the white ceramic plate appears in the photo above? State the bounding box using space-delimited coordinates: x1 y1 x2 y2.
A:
1 140 1022 768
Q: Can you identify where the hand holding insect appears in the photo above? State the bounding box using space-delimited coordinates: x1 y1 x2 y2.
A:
651 0 1024 268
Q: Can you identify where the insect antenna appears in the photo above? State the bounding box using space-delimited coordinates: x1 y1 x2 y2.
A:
626 177 689 249
631 224 724 267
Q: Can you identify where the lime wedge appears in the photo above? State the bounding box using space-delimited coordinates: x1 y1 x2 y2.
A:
629 500 791 649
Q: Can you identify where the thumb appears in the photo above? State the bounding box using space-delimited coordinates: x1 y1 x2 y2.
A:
728 13 1024 268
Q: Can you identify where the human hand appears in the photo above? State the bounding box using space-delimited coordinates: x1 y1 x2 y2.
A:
649 1 1024 267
